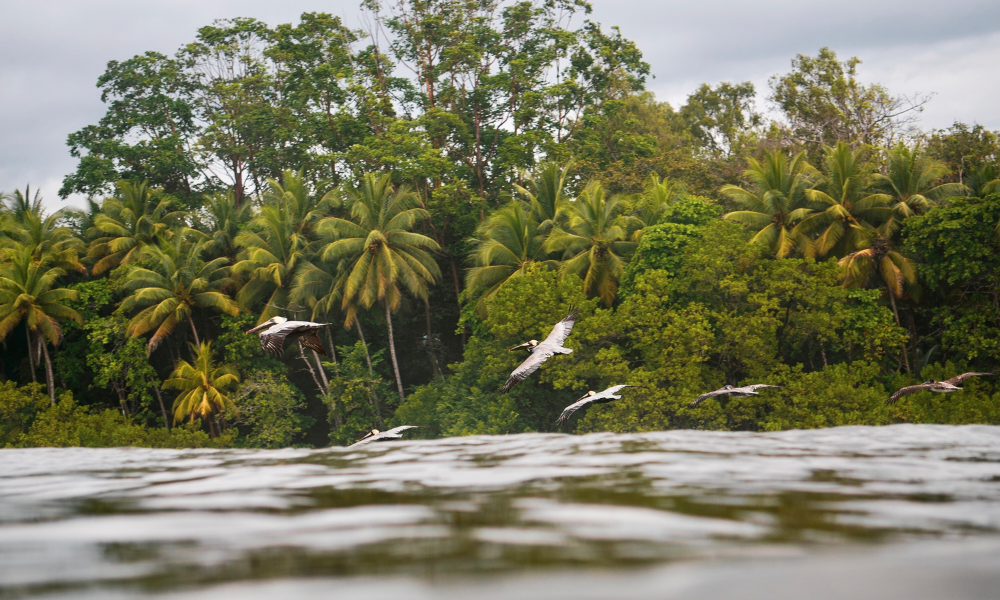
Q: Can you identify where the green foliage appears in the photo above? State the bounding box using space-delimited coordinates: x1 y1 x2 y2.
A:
229 370 312 448
7 391 233 448
0 382 49 446
327 342 393 445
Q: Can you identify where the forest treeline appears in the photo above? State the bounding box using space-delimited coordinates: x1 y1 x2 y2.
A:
2 1 999 449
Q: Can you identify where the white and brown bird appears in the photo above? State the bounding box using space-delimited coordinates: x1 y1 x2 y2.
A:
348 426 418 448
246 316 329 358
689 384 780 407
556 385 634 425
886 372 993 405
502 312 578 393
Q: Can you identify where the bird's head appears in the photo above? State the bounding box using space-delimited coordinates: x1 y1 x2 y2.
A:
588 390 596 396
246 316 287 334
508 339 539 352
722 384 733 390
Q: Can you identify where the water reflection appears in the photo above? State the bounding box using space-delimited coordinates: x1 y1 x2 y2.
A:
1 424 1000 598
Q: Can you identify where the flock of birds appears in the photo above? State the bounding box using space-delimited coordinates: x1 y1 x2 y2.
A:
246 314 995 448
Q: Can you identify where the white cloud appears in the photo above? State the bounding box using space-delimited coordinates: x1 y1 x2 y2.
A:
1 0 998 210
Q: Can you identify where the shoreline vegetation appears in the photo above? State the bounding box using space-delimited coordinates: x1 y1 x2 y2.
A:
2 3 999 449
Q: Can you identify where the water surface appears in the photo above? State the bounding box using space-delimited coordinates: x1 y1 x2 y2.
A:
2 424 1000 599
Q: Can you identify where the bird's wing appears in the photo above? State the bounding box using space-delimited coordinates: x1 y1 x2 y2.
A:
384 425 418 437
297 329 327 356
541 311 579 348
602 384 633 397
501 347 556 393
348 434 377 448
258 329 287 358
688 388 729 407
746 384 780 392
944 372 993 385
555 395 596 425
886 383 932 405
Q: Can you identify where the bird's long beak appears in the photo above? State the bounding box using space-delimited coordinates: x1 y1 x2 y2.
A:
246 319 273 334
508 341 533 352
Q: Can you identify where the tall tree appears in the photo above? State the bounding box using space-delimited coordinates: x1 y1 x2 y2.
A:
163 341 239 436
769 47 929 147
0 246 83 404
318 173 441 401
513 162 574 232
721 150 815 258
545 181 640 306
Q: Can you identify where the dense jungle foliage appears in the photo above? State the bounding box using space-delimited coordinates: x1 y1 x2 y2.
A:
3 1 999 448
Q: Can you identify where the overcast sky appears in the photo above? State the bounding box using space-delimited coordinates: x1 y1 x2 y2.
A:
2 0 999 209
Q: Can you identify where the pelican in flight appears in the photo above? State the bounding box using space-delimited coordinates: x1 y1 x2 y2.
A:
348 426 418 448
556 385 634 425
501 312 578 393
886 372 993 405
246 316 329 358
689 384 780 407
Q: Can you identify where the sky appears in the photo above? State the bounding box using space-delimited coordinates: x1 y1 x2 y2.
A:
2 0 999 210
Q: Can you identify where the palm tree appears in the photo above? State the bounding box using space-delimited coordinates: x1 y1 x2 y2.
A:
118 231 238 354
839 236 918 372
878 143 966 236
545 181 640 306
88 180 182 274
234 170 332 323
513 162 574 232
200 190 250 261
721 150 815 258
633 172 683 227
1 189 85 274
0 246 83 404
466 201 555 316
794 142 892 258
318 173 441 402
162 341 239 436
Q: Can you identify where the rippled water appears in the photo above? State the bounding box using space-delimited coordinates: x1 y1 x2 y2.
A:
3 425 1000 599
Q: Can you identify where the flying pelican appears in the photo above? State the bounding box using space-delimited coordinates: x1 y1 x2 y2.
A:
556 385 634 425
348 426 419 448
886 372 993 405
501 311 578 393
689 384 780 407
246 316 329 358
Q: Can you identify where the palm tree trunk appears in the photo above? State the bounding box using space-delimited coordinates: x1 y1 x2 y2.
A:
324 326 340 377
152 384 170 431
888 293 912 375
25 328 36 384
353 320 385 427
187 315 201 347
384 302 406 403
355 320 374 376
40 340 56 406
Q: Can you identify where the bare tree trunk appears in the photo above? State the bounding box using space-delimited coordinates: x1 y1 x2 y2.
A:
26 328 36 384
153 384 170 431
384 302 406 403
450 258 466 347
298 340 327 395
323 325 340 377
889 293 911 375
40 340 56 406
312 349 329 391
187 315 201 347
424 301 443 381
